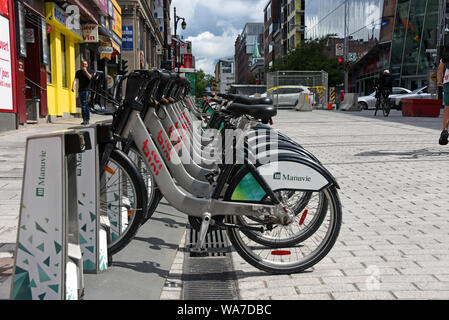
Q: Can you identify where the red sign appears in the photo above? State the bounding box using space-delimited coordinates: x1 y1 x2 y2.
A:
0 0 8 17
183 54 193 69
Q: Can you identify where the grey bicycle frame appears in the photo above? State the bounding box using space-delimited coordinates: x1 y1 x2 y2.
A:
122 109 283 219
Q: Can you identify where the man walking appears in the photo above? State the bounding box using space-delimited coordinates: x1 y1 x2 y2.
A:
72 60 92 125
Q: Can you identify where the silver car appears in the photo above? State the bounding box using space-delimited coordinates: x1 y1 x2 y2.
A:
252 86 314 108
358 87 411 110
392 86 437 110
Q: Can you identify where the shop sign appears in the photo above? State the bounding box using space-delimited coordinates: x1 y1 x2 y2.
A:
82 24 99 43
54 3 68 26
98 46 113 54
0 15 13 111
183 54 193 69
122 26 133 51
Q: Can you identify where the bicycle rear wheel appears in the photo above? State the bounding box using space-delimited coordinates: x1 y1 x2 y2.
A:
100 149 147 255
226 186 342 274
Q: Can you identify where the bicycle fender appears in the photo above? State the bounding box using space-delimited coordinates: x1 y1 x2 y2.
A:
256 153 340 191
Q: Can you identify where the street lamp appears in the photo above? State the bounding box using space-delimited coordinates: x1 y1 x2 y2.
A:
173 7 187 71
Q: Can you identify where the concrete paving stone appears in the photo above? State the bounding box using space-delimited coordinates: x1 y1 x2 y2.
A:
332 291 396 300
355 281 417 292
320 276 377 285
271 293 332 300
296 283 358 295
239 287 296 300
397 267 449 275
392 291 449 300
237 280 266 290
413 282 449 291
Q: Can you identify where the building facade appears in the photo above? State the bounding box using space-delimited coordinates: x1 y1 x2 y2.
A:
234 22 264 84
214 58 235 94
119 0 165 72
348 0 443 94
282 0 305 52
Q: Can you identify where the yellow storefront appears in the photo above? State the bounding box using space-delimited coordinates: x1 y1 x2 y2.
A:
45 2 82 116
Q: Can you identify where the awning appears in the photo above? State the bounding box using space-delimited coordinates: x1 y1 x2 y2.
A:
111 40 120 53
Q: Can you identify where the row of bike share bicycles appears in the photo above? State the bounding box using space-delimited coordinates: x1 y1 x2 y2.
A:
89 68 342 274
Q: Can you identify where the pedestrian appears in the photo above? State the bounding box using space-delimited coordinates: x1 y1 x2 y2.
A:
337 90 344 109
72 59 93 125
437 43 449 145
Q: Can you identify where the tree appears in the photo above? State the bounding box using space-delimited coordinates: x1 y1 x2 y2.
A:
196 69 218 97
271 35 343 87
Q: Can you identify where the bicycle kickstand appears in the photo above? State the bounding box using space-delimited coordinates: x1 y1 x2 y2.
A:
191 213 211 257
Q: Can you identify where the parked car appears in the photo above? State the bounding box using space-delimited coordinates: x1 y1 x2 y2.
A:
357 87 411 110
392 86 437 110
251 85 314 108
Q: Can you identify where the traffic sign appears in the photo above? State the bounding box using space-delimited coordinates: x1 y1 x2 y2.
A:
348 52 357 62
336 43 344 56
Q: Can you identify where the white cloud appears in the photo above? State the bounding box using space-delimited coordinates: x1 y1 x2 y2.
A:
171 0 266 76
187 28 239 75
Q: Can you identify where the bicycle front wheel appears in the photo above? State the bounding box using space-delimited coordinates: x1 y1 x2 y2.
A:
100 149 147 255
227 186 342 274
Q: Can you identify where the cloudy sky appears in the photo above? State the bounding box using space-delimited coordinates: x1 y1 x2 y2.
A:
170 0 267 75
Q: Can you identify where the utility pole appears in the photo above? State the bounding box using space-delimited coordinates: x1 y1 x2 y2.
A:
344 0 349 93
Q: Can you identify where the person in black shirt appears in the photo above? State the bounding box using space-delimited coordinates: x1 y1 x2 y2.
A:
374 69 393 116
72 60 93 125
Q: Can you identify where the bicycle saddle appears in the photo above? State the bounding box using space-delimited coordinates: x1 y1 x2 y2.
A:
227 103 277 122
218 93 273 106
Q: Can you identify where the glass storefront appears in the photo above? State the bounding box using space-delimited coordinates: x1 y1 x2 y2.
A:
306 0 385 42
390 0 439 87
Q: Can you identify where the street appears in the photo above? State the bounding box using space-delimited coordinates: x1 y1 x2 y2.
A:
1 108 449 300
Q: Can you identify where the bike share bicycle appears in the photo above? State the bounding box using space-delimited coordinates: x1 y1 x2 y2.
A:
89 69 342 274
374 86 391 117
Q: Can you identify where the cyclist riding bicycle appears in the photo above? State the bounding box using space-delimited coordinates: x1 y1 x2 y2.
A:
374 69 393 116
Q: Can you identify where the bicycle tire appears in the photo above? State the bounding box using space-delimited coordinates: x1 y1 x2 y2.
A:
226 186 342 274
100 148 147 255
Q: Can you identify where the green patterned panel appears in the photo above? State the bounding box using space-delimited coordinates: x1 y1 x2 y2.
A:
231 172 266 201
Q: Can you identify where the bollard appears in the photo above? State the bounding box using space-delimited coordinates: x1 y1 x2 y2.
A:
10 131 91 300
72 124 109 273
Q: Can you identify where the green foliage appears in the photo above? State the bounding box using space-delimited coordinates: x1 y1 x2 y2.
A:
271 35 343 87
196 69 218 97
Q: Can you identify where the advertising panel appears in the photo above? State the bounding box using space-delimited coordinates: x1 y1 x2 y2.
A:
0 14 13 111
109 0 122 39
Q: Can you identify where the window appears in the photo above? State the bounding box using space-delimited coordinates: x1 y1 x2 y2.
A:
61 34 67 88
46 34 52 84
